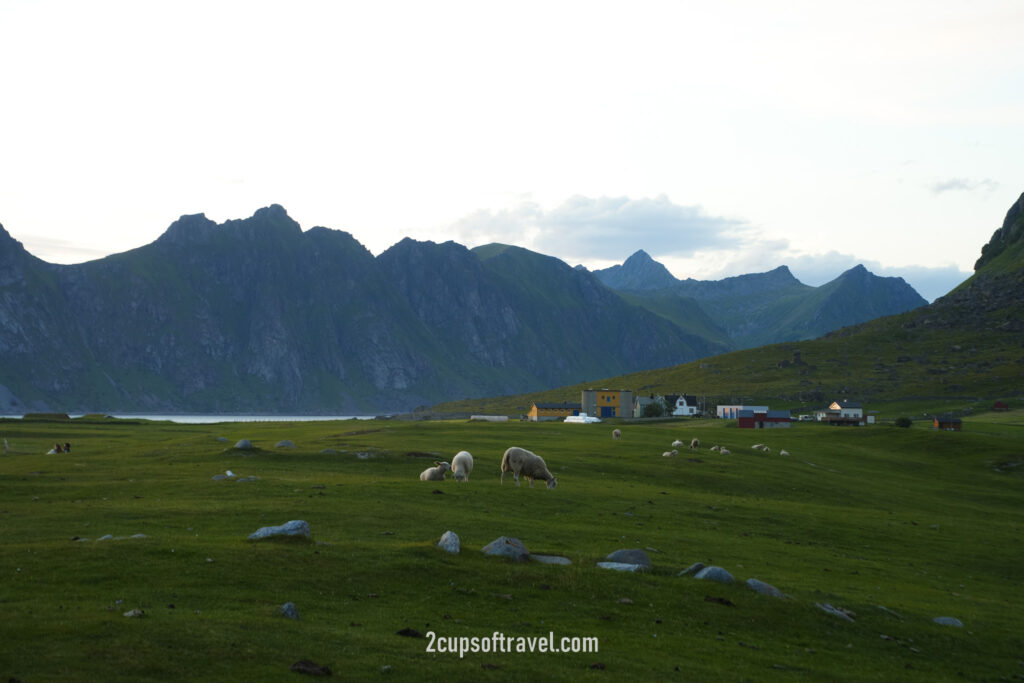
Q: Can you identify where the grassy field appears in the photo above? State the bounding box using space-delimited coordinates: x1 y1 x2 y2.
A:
1 414 1021 681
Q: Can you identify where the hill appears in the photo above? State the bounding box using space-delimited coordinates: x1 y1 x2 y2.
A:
432 191 1024 418
592 251 928 349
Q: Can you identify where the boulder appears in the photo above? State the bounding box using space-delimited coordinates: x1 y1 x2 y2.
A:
481 536 530 562
279 602 300 620
605 548 652 568
596 562 645 572
437 530 460 554
694 566 735 583
233 439 255 450
746 578 785 598
276 440 295 448
677 562 705 577
933 616 963 627
532 554 572 565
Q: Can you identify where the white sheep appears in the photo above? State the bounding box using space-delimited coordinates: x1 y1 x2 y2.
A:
690 437 700 450
451 451 474 482
752 443 764 450
500 447 557 489
719 447 731 455
710 445 720 452
763 446 771 453
612 429 621 440
662 449 679 457
419 461 451 481
780 449 790 456
671 439 685 448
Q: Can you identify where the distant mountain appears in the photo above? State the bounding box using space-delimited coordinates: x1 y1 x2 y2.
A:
433 190 1024 416
0 206 726 414
592 253 927 348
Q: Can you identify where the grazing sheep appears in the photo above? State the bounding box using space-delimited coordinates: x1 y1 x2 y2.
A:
763 446 771 453
780 449 790 456
419 461 451 481
671 439 685 448
690 437 700 450
662 449 679 457
451 451 474 482
612 429 621 441
752 443 764 450
719 448 731 455
500 447 557 489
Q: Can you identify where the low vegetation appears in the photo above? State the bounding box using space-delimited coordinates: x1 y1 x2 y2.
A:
1 413 1021 681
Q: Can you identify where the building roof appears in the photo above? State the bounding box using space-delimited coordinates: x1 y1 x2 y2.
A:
534 402 581 410
766 410 791 419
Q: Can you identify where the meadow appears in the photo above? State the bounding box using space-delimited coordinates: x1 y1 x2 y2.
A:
1 414 1021 681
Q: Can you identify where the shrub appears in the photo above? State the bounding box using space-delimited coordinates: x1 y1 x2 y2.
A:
895 416 912 428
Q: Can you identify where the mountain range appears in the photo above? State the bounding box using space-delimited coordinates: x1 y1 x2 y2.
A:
0 205 929 413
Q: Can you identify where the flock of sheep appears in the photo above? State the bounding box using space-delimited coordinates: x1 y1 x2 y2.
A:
417 430 791 487
418 446 558 489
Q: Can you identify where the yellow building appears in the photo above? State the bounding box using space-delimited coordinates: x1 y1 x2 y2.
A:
528 402 582 422
581 389 634 419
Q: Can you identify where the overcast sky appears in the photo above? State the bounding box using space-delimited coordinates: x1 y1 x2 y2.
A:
2 1 1021 302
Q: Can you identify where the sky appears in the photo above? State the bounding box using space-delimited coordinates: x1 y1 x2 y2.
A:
1 1 1022 302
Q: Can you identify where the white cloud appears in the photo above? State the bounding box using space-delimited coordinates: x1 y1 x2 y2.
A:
929 178 1000 194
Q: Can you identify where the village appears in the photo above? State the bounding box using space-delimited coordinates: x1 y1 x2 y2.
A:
527 389 965 430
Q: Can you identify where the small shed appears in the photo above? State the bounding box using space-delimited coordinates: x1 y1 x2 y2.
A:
933 414 962 431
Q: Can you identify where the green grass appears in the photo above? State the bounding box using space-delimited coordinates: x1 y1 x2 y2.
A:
1 415 1021 681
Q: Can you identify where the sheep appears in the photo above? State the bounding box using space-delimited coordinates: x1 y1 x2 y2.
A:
500 447 557 489
780 449 790 456
763 446 771 453
690 437 700 450
662 449 679 457
710 445 720 452
612 429 621 441
752 443 764 450
451 451 474 482
719 447 731 455
419 461 451 481
671 439 685 448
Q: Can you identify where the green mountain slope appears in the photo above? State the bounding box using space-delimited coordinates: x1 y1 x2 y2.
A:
432 191 1024 417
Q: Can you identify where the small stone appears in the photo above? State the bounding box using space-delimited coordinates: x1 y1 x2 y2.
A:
396 627 424 638
97 534 114 541
816 603 855 622
233 439 255 450
933 616 963 627
290 659 331 676
276 440 295 448
123 608 145 618
596 561 644 572
280 602 300 620
532 554 571 565
746 578 785 598
437 530 460 554
677 562 705 577
247 520 310 541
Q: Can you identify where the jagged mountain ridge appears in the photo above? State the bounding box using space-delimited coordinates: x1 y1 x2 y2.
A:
592 250 928 348
0 206 725 413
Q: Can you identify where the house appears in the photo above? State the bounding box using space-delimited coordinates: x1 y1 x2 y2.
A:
933 414 962 431
717 405 768 420
633 395 665 418
737 409 792 429
814 399 868 426
582 389 633 419
993 401 1010 412
528 402 581 422
671 394 700 417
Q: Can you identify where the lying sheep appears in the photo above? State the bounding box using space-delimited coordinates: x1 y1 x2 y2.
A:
612 429 621 441
500 447 557 489
690 437 700 450
451 451 474 482
671 439 685 448
752 443 764 450
780 449 790 456
419 461 451 481
710 445 720 452
719 447 731 455
662 449 679 457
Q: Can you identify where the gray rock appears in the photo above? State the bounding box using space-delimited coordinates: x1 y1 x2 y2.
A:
532 554 572 565
437 530 460 554
275 440 295 448
236 476 260 483
279 602 300 620
248 520 310 541
596 561 645 572
481 536 530 561
816 602 855 622
97 534 114 542
694 566 735 583
605 548 652 568
130 534 147 539
233 439 255 450
216 437 229 443
746 578 786 598
677 562 706 577
933 616 963 627
211 474 227 481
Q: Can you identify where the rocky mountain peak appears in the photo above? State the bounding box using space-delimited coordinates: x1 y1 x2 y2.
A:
974 191 1024 271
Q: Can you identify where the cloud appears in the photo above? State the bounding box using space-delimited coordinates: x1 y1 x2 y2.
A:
447 195 749 262
17 236 116 265
929 177 999 194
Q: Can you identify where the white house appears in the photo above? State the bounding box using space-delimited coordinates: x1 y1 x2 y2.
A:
717 404 769 419
672 395 700 417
